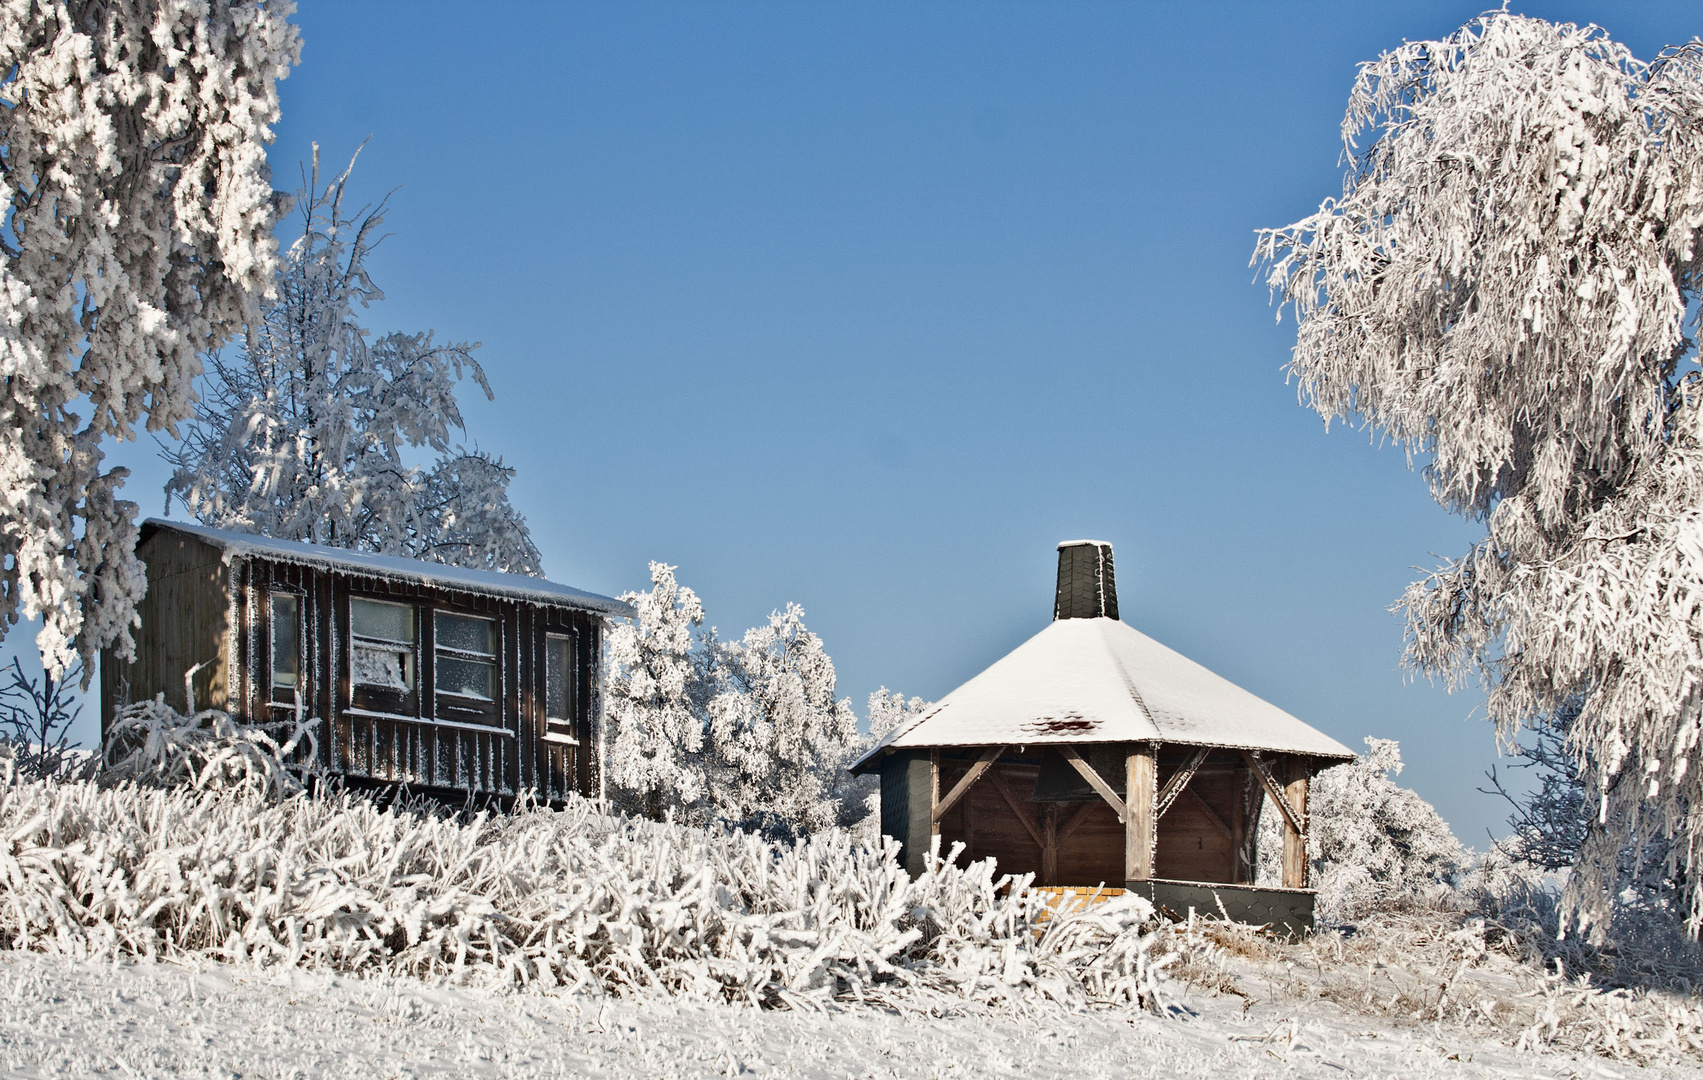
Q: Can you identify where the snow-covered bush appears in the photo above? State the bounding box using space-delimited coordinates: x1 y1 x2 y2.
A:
99 694 318 802
1258 738 1463 924
163 148 541 575
867 686 931 742
0 703 1166 1013
605 562 918 839
706 604 865 837
605 563 714 820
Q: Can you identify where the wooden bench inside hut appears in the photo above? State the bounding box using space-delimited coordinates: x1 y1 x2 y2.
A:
851 540 1355 934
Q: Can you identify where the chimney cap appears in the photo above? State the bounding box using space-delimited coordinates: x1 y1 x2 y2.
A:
1056 539 1110 550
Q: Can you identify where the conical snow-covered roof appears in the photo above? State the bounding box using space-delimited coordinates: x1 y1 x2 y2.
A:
852 616 1354 772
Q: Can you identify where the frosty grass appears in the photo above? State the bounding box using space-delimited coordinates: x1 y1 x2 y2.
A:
1 703 1700 1074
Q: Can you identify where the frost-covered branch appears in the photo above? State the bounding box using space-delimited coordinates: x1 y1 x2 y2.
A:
162 147 542 576
0 0 300 678
1255 11 1703 935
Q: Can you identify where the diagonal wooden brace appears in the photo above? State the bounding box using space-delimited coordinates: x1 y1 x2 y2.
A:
1240 749 1304 835
931 745 1005 822
1155 746 1210 820
985 765 1048 851
1060 745 1127 822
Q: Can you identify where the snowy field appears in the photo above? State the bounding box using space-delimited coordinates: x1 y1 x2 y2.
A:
0 948 1689 1080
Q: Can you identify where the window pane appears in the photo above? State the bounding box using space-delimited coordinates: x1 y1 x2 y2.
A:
271 594 299 689
435 612 494 655
352 598 414 643
545 635 573 721
438 655 496 700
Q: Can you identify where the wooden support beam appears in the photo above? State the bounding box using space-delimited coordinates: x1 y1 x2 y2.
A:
1155 747 1210 820
1240 750 1304 835
1125 744 1156 882
1059 745 1127 821
929 749 941 839
931 745 1005 822
1230 774 1248 884
985 766 1047 851
1041 804 1059 887
1183 787 1235 842
1282 763 1310 890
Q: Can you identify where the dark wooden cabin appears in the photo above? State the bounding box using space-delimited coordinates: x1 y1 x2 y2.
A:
852 540 1355 934
101 519 635 805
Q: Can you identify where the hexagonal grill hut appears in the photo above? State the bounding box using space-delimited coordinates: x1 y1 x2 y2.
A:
851 540 1355 931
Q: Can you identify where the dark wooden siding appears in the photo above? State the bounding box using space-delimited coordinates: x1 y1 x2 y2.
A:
109 530 608 806
101 532 230 729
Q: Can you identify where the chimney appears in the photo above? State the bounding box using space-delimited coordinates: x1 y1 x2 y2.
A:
1053 540 1117 621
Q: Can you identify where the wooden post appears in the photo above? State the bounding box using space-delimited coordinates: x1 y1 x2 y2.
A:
1229 771 1247 884
929 749 941 841
1125 743 1156 883
963 780 976 864
1281 757 1310 889
1041 804 1059 886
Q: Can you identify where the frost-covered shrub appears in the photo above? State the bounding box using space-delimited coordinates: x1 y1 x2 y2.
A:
0 769 1166 1013
0 692 1166 1013
100 695 318 802
1258 738 1462 923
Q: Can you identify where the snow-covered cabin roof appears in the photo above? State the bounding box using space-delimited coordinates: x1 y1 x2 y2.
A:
852 616 1354 772
141 519 636 619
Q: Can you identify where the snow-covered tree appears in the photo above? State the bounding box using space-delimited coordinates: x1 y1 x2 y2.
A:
163 149 541 574
1255 12 1703 934
604 564 900 838
605 562 712 819
0 1 299 678
707 604 863 838
867 686 931 742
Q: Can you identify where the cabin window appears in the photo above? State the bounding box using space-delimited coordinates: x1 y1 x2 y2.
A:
270 592 301 693
434 611 500 725
351 598 416 693
435 612 497 700
544 633 576 742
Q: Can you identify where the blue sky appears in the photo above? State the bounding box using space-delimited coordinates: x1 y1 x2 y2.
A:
37 2 1702 843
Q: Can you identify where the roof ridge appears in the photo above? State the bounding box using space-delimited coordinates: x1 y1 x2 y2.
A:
1093 618 1158 735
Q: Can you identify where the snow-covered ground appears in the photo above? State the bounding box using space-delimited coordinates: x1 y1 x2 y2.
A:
0 949 1687 1080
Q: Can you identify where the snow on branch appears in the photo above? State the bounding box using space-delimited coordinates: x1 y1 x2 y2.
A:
0 1 300 679
1255 11 1703 936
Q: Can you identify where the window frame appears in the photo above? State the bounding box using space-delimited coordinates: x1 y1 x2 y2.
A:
267 588 305 708
433 608 502 726
348 595 420 717
542 630 578 745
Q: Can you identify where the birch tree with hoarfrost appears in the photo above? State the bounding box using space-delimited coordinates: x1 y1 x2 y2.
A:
1254 13 1703 934
0 1 299 678
163 150 542 575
